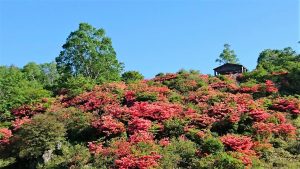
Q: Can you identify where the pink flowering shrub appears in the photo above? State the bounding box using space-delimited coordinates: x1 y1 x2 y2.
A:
265 80 278 93
271 98 300 115
12 103 47 118
91 115 125 136
12 116 31 130
248 109 270 122
0 128 12 145
128 102 183 121
221 134 255 155
128 118 152 133
5 71 300 168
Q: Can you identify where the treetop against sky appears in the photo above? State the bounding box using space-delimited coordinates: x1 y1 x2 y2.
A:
0 0 299 78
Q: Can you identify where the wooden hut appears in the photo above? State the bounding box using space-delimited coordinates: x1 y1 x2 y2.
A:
213 63 248 76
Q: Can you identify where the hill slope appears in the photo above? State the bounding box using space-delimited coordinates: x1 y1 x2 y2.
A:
1 71 300 168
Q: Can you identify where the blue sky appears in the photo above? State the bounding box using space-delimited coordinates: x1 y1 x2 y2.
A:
0 0 299 78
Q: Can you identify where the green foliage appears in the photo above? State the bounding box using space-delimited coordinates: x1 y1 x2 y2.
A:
39 62 60 89
135 92 158 102
22 62 43 81
241 47 300 95
56 23 124 83
15 114 66 159
201 137 224 154
0 66 50 120
22 62 60 89
260 148 300 169
286 141 300 155
51 108 95 142
37 144 91 169
60 74 96 97
121 71 144 83
159 138 197 168
168 91 183 103
163 118 187 138
216 44 239 64
195 152 244 169
162 70 205 93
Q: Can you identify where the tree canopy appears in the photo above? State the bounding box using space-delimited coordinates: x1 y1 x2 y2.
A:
216 44 239 65
55 23 124 83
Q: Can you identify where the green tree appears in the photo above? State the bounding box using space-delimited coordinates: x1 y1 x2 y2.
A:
241 47 300 94
121 71 144 83
40 62 60 88
60 74 96 97
0 66 50 121
22 62 43 81
257 47 299 71
55 23 124 83
216 44 239 65
15 114 66 159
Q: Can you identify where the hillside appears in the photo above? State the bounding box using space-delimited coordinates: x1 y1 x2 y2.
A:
1 70 299 169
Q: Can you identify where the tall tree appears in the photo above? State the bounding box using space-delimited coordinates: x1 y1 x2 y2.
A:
0 66 50 120
22 62 43 81
215 44 239 65
55 23 124 83
40 62 60 87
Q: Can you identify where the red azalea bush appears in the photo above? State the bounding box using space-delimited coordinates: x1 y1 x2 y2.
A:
91 115 126 136
248 109 270 122
128 102 183 121
252 122 275 138
0 128 12 145
153 73 178 82
221 134 255 155
264 80 278 93
12 103 47 118
271 98 300 115
4 71 300 168
65 86 118 111
208 103 240 122
239 85 260 93
115 153 162 169
128 118 152 133
12 116 31 130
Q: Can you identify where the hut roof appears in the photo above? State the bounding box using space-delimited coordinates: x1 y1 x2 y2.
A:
213 63 247 71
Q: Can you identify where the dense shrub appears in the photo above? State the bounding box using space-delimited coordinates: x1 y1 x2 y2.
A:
201 137 224 155
14 114 66 159
1 68 300 168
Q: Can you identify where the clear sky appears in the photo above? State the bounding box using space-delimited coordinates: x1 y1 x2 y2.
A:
0 0 299 78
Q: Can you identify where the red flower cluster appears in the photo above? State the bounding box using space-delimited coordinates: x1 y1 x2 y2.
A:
128 102 183 121
129 131 154 144
92 115 125 136
271 98 300 115
67 88 117 111
265 80 278 93
88 141 104 155
124 91 136 105
248 109 270 122
115 153 162 169
239 85 259 93
252 122 275 137
128 118 152 133
159 138 170 147
208 103 240 122
12 103 47 118
12 117 31 131
221 134 255 155
253 122 296 137
153 73 177 82
0 128 12 145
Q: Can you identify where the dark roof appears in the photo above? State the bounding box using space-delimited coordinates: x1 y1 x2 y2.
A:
213 63 247 71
